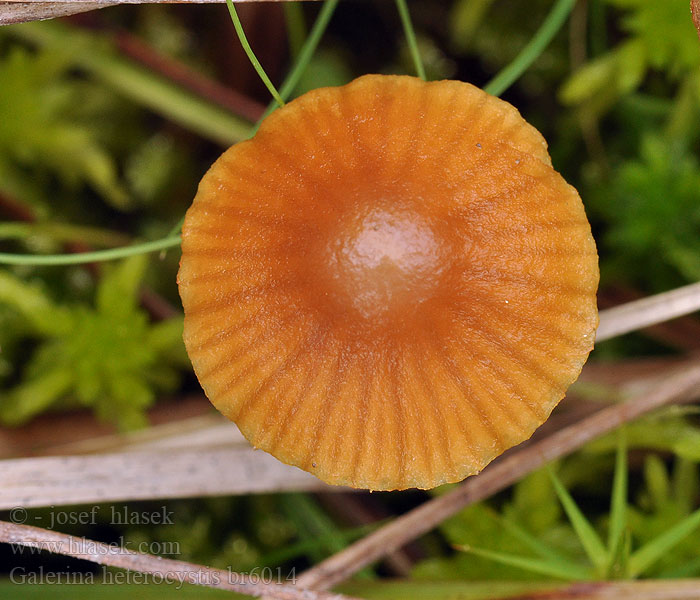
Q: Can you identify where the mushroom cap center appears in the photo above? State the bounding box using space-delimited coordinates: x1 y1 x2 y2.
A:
321 203 447 323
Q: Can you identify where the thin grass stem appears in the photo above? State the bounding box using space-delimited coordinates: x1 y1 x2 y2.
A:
226 0 285 108
484 0 577 96
284 1 307 60
254 0 340 131
395 0 426 80
0 236 181 266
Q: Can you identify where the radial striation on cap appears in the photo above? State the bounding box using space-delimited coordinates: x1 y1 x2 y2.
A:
178 74 599 491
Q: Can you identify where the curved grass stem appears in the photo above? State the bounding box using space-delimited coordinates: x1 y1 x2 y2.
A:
254 0 340 131
0 236 181 266
226 0 285 108
278 0 340 101
484 0 577 96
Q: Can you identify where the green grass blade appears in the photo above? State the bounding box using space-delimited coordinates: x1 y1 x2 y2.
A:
628 505 700 577
672 458 699 515
547 466 608 571
252 0 339 132
607 429 628 568
607 528 631 579
225 0 285 107
283 1 307 60
484 0 577 96
278 0 340 101
495 515 565 562
280 493 374 579
394 0 426 80
456 544 591 580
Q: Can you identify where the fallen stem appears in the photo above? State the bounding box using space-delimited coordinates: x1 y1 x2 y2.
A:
596 281 700 341
341 578 700 600
296 362 700 590
0 520 359 600
0 1 319 28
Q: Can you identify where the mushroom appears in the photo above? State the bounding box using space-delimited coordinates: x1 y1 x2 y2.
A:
178 74 599 491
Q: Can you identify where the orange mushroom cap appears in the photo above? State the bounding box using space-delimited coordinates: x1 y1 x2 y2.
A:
178 74 599 491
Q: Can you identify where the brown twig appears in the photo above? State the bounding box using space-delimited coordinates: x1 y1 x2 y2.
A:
296 361 700 590
0 395 213 458
0 191 36 222
692 0 700 40
0 520 358 600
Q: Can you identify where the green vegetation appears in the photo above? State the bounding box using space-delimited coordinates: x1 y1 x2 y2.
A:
1 0 699 596
0 256 186 429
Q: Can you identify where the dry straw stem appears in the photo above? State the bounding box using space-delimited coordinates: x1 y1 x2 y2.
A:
0 0 314 26
0 444 338 510
0 521 358 600
0 1 111 24
596 281 700 341
505 579 700 600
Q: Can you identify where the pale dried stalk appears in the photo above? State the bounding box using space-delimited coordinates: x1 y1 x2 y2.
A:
48 414 242 455
344 579 700 600
0 444 342 510
0 521 357 600
596 281 700 341
0 0 312 26
0 1 110 23
296 362 700 590
507 579 700 600
3 0 301 2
